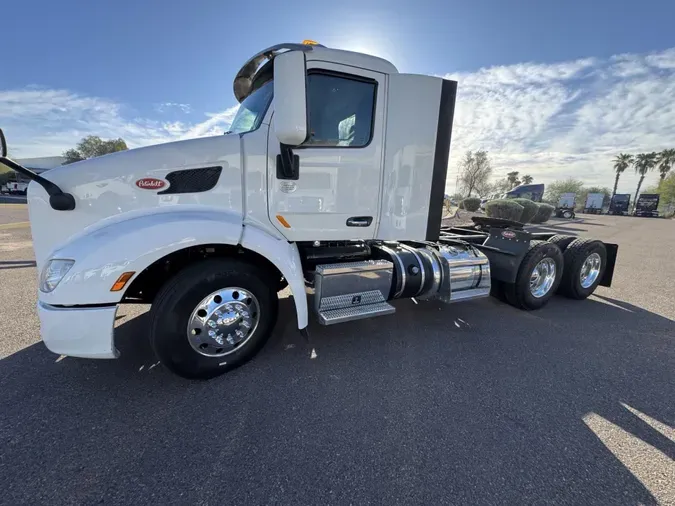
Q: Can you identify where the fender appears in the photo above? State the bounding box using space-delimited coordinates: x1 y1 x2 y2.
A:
41 209 308 329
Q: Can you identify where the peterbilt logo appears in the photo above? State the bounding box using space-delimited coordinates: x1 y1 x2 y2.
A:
135 178 166 190
501 230 517 239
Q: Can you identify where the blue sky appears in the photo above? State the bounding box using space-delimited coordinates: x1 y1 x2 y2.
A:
2 0 675 192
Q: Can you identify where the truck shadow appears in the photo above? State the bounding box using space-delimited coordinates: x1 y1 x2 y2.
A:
0 293 673 504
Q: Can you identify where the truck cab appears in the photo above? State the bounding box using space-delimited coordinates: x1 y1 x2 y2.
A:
609 194 631 215
0 41 619 380
504 184 544 202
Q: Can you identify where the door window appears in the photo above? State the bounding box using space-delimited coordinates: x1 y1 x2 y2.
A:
304 73 376 148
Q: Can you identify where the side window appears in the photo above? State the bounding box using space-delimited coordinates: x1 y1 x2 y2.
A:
305 73 376 147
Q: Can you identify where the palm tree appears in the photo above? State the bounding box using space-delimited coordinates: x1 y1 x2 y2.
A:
522 174 533 184
506 171 520 189
656 149 675 181
611 153 633 198
632 152 658 211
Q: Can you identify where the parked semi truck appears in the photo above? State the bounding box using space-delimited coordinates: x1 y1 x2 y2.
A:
634 193 660 217
4 181 28 195
0 42 619 379
609 194 630 215
555 193 576 219
504 183 544 202
584 193 604 214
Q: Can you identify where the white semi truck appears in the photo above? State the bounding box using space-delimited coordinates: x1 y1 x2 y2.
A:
0 42 619 379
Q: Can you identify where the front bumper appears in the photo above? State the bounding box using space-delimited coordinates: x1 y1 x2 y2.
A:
37 302 119 359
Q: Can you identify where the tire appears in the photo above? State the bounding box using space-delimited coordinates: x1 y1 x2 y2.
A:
547 234 576 252
149 259 278 379
559 239 607 300
503 241 563 310
562 210 573 219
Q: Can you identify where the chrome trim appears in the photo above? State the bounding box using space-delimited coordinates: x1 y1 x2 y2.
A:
187 287 260 357
378 245 406 298
318 301 396 325
318 290 386 311
580 252 602 289
529 258 557 298
417 248 442 299
315 260 392 276
398 244 426 297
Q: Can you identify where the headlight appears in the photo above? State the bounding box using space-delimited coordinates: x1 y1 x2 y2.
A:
39 259 75 293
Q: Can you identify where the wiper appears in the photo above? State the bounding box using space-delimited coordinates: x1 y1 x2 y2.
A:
0 128 75 211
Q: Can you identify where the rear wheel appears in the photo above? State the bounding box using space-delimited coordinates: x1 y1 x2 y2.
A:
149 259 278 379
562 209 574 219
504 241 563 310
559 239 606 300
547 234 576 252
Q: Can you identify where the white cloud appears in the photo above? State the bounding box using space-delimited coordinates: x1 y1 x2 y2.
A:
156 102 192 114
2 46 674 195
445 47 675 194
0 88 239 158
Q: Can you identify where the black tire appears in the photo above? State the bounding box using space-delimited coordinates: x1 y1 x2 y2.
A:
547 234 576 252
559 239 607 300
149 259 278 379
562 210 574 219
503 241 563 310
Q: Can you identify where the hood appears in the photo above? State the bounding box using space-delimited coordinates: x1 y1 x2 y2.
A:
28 134 243 270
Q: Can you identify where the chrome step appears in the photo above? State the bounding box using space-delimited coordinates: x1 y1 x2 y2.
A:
318 301 396 325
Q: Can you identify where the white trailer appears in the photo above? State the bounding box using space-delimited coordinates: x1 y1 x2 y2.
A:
584 193 604 214
0 42 619 379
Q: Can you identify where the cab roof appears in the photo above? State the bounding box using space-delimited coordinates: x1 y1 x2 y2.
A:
233 42 398 103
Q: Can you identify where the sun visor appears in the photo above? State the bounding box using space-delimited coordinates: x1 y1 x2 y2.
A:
233 43 318 103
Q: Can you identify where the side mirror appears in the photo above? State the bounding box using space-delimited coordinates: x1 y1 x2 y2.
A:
0 128 7 157
274 51 308 146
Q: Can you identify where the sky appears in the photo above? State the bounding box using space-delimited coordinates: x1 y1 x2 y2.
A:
2 0 674 194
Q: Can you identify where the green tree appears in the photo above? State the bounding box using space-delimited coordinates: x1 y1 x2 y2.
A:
544 178 585 206
611 153 633 198
645 172 675 217
632 152 658 210
506 171 520 189
491 177 513 196
62 136 128 164
656 149 675 181
521 174 533 184
458 150 493 197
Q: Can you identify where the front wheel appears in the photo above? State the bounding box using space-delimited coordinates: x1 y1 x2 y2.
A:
149 259 278 379
504 241 564 310
562 210 574 219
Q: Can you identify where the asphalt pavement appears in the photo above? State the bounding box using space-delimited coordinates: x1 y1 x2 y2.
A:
1 210 674 505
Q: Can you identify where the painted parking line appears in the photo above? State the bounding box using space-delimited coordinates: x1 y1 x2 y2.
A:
0 221 30 230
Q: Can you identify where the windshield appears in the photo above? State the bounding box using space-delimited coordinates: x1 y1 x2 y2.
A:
227 80 273 135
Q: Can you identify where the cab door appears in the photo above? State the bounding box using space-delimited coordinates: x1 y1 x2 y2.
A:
267 63 386 241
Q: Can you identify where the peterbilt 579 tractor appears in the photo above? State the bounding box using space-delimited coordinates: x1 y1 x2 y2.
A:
0 41 619 379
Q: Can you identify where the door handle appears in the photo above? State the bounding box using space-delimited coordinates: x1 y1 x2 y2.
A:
346 216 373 227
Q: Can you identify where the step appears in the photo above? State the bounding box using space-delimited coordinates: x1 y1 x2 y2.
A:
318 301 396 325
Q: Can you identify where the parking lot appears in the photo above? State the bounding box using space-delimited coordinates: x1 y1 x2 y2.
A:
1 204 673 505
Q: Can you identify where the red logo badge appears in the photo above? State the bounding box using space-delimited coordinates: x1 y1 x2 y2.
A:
135 178 166 190
501 230 516 239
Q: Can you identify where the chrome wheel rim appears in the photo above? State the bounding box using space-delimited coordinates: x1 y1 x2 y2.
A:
580 252 602 289
187 287 260 357
529 257 557 298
